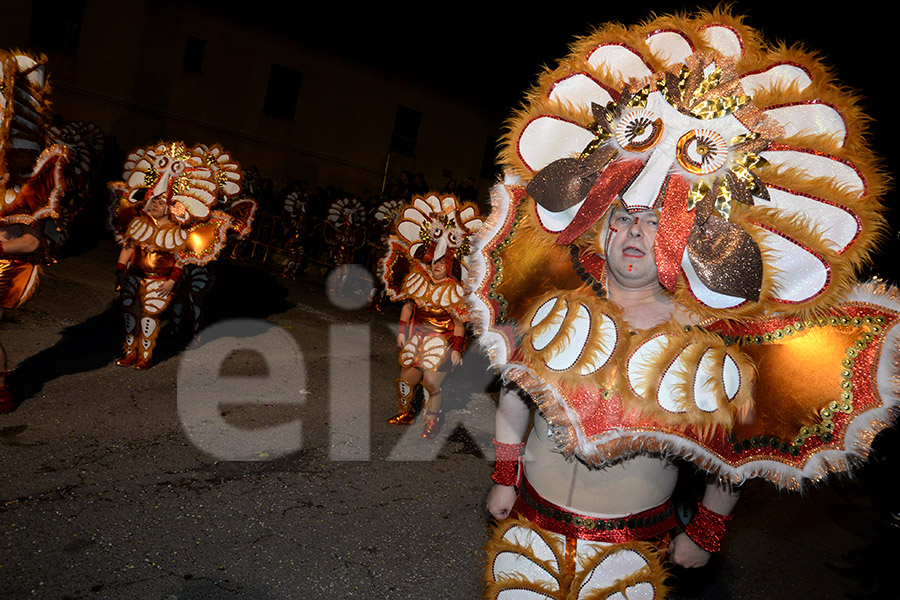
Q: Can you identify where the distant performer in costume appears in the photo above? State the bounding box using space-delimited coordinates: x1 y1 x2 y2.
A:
280 189 308 280
381 193 482 438
0 50 70 413
469 10 897 599
323 196 366 292
109 142 255 369
366 197 402 311
169 145 256 339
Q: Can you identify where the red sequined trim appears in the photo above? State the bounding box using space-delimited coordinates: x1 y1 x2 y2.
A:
684 503 732 553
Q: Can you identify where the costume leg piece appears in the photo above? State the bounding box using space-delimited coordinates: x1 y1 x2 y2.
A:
483 516 669 600
388 378 416 425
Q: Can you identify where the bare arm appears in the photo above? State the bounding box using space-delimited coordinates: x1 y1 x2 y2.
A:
486 383 531 519
669 479 741 568
116 245 135 267
0 231 39 255
450 312 465 366
397 301 414 347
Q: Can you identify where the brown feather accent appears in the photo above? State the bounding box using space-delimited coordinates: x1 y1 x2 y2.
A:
526 145 616 212
687 212 764 301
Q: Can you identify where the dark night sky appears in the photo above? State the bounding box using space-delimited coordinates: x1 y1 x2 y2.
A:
200 1 899 274
213 1 896 155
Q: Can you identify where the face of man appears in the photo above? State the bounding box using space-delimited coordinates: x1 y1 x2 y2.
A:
604 205 660 289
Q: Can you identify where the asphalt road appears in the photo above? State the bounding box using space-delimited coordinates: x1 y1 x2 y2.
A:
1 239 897 599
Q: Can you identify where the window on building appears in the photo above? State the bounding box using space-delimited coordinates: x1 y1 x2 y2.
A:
183 36 206 73
29 0 84 55
263 64 303 120
390 105 422 156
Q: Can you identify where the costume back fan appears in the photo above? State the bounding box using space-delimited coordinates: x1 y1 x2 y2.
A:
469 10 896 489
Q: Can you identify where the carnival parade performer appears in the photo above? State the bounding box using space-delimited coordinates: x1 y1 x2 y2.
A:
366 197 402 311
381 193 482 438
0 50 70 413
109 142 256 369
468 10 897 599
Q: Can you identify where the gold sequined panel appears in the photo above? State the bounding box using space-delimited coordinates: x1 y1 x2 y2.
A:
414 306 455 334
131 247 177 275
734 321 866 442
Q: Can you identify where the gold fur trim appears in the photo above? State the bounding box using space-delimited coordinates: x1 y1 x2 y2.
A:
483 516 669 600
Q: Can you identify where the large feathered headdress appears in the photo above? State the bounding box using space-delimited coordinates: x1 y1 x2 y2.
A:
493 10 884 319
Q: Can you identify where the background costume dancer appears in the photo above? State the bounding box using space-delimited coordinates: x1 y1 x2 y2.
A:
381 193 482 438
468 10 896 599
0 50 70 413
109 142 255 369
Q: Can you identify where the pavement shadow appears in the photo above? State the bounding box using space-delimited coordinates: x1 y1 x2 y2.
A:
7 302 122 403
8 262 294 404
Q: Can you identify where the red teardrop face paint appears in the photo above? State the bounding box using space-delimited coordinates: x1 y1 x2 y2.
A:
628 264 633 272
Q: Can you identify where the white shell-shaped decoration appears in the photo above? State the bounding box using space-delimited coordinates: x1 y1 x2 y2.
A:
760 148 865 197
536 201 584 233
764 186 859 252
657 344 692 413
548 73 614 111
544 303 591 371
580 314 617 376
741 63 812 97
755 226 829 303
694 348 721 412
500 526 558 571
627 333 669 398
723 353 740 400
518 116 595 172
530 298 566 352
586 43 653 80
646 29 694 66
699 24 743 59
579 549 650 591
764 103 847 147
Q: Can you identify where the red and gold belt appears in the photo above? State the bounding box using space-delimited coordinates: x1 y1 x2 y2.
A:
514 475 677 543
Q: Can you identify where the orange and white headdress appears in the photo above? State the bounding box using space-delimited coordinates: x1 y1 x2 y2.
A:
495 10 884 318
396 193 482 280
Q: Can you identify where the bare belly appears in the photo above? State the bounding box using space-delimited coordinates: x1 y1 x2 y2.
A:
523 413 678 516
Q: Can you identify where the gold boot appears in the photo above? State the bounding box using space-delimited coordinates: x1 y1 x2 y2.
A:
420 410 443 439
388 379 416 425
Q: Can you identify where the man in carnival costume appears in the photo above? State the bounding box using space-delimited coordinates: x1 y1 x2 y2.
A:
381 193 482 438
0 50 69 413
469 10 897 599
109 142 255 370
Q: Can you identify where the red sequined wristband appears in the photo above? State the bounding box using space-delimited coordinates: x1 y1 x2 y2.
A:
450 335 464 353
491 438 525 487
684 503 733 553
398 319 409 330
